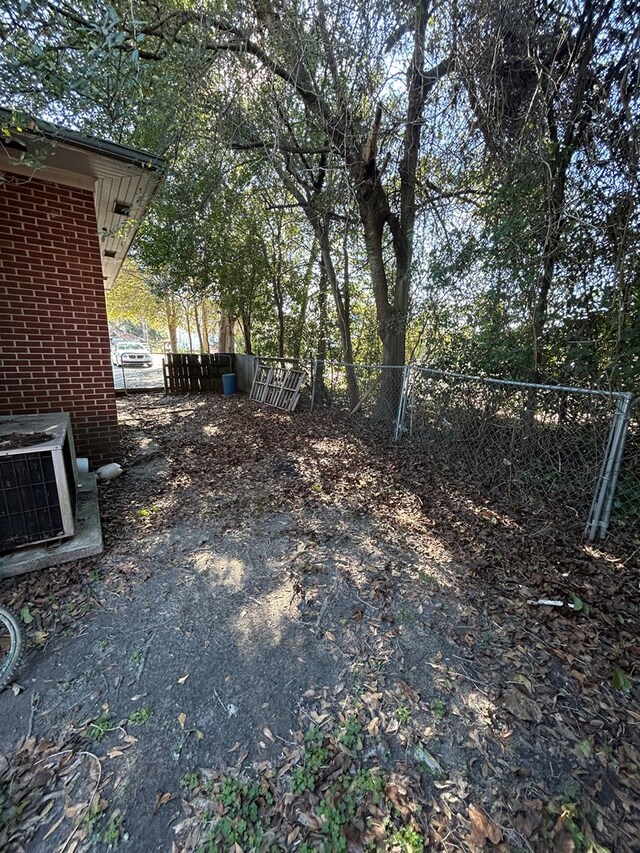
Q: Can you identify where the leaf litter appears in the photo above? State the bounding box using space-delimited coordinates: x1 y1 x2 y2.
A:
0 392 638 851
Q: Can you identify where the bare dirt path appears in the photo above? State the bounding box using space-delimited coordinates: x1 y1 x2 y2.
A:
1 394 638 852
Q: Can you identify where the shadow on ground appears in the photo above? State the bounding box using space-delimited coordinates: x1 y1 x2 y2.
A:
0 393 638 851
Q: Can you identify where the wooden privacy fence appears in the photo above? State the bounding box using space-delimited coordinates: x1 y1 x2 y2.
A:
235 354 259 393
164 353 235 393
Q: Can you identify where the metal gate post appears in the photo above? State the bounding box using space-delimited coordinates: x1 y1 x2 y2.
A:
597 393 634 539
394 364 411 442
586 393 633 541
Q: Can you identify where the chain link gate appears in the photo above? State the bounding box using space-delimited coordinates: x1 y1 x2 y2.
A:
395 366 636 541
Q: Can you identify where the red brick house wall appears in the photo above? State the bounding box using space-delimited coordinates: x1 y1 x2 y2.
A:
0 175 120 466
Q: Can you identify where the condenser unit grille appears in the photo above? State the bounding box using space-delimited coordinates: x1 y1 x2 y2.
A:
0 451 66 548
0 413 78 552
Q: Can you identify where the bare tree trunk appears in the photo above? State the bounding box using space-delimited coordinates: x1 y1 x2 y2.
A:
193 298 204 353
241 310 253 354
274 278 285 358
165 293 179 353
219 311 235 353
318 225 359 408
201 300 210 353
293 237 317 359
272 162 359 407
314 255 329 405
271 217 286 358
181 297 193 352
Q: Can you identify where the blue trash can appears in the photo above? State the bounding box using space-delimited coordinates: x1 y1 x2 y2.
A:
222 373 237 396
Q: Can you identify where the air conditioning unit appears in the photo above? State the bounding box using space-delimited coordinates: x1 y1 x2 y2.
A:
0 413 78 552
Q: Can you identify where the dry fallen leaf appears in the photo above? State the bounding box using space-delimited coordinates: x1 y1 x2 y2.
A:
178 713 186 730
502 688 543 723
177 675 189 685
154 792 173 813
468 803 502 848
106 749 124 759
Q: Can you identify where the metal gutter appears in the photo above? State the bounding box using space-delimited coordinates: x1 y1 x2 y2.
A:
0 107 166 172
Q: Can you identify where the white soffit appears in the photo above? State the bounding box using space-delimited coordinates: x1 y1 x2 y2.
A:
0 130 163 290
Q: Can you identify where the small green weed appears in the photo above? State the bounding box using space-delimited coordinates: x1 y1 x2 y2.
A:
291 727 329 794
136 505 162 519
80 798 112 844
89 569 101 583
129 704 152 725
205 777 274 849
337 717 363 753
557 801 611 853
102 814 123 846
572 596 590 616
417 569 440 590
181 772 200 791
88 716 112 742
392 825 425 852
431 698 446 720
399 609 416 626
612 667 632 693
395 704 412 724
190 723 427 853
315 771 384 853
130 651 142 665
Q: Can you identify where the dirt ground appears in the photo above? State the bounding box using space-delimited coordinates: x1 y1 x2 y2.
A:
1 394 638 852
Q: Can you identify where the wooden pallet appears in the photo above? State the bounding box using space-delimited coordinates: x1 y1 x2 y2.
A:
249 364 306 412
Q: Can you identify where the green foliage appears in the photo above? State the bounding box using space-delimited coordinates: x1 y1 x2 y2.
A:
611 667 632 693
105 261 167 334
102 814 123 847
391 825 425 852
394 705 412 725
87 716 112 742
2 0 637 387
291 727 329 794
337 717 364 754
128 704 152 725
204 777 274 851
572 597 590 616
431 699 446 720
180 771 200 792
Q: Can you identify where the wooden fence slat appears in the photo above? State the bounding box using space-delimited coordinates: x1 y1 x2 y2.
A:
165 353 237 394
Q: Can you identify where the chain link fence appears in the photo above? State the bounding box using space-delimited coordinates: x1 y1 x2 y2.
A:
310 360 406 428
112 358 165 392
403 368 634 539
306 360 638 542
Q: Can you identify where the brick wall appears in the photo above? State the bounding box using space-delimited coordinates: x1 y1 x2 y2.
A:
0 175 120 466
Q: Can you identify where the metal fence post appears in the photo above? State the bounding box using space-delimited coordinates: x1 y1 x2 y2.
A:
586 392 633 541
394 364 411 442
310 359 319 412
596 393 633 540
